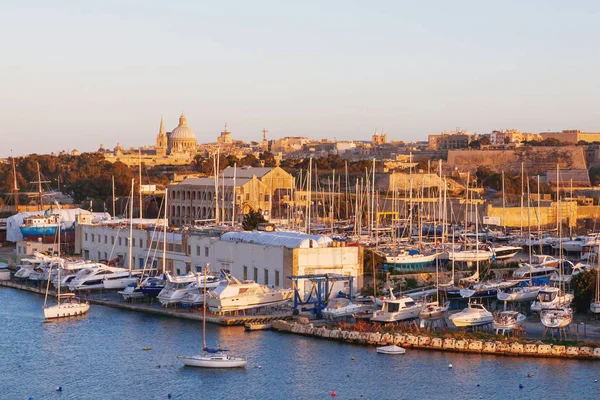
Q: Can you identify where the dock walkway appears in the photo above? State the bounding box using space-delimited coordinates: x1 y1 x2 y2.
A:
0 280 292 326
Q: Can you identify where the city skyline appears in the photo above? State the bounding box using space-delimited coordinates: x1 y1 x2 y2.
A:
2 0 600 157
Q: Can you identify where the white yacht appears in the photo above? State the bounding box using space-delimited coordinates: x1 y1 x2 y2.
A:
531 287 574 312
489 245 521 260
371 294 422 323
68 265 132 291
549 261 589 284
206 274 293 313
322 297 367 320
449 302 493 327
13 254 49 279
157 272 221 306
51 260 94 289
419 301 449 320
540 307 573 328
513 255 560 279
103 271 144 290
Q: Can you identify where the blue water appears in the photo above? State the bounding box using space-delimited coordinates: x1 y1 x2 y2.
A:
2 287 599 400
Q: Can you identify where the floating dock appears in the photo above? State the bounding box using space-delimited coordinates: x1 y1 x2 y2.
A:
1 280 293 326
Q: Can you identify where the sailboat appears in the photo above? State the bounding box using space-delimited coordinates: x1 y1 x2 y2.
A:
177 265 247 368
43 216 90 320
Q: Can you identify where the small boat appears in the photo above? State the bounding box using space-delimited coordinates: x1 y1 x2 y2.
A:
531 287 574 312
178 265 247 368
376 345 406 355
371 294 423 323
497 284 543 302
492 310 526 331
244 322 272 331
419 301 449 320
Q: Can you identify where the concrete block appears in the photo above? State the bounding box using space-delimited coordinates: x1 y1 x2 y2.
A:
566 346 579 357
551 346 566 357
418 336 431 347
394 334 406 346
406 335 419 346
593 348 600 358
524 344 538 355
455 340 468 351
509 343 524 354
537 344 552 355
381 333 393 345
369 332 382 345
482 341 496 353
468 341 483 352
431 338 443 348
495 342 510 353
443 338 456 350
579 347 593 357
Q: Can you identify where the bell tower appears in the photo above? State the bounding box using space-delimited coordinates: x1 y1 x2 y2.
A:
156 116 167 156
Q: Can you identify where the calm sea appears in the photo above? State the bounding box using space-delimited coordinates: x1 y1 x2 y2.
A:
1 287 598 400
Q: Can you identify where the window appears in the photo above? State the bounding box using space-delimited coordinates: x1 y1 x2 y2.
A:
119 237 122 246
91 235 95 243
253 267 258 282
104 252 107 260
275 270 280 287
204 247 209 257
243 266 248 281
264 194 270 202
85 233 88 241
196 246 201 256
187 245 191 255
97 251 101 260
111 236 114 245
246 193 250 201
104 235 107 244
97 234 101 242
196 265 202 272
264 269 269 285
84 250 89 260
125 238 129 246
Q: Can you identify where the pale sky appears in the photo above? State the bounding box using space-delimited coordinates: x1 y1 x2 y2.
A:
1 0 599 157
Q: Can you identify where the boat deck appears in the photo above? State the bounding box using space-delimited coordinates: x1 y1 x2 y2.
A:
0 280 293 326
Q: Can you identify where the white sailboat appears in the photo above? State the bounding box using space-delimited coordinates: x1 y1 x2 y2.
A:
177 265 247 368
43 217 90 320
540 307 573 328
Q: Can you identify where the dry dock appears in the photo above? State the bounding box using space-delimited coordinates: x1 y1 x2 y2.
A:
0 280 292 326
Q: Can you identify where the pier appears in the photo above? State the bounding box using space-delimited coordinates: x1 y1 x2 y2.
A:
0 280 292 326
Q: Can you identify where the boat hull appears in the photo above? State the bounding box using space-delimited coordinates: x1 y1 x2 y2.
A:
590 302 600 314
177 355 247 368
377 345 406 355
207 291 293 313
43 302 90 319
20 225 59 238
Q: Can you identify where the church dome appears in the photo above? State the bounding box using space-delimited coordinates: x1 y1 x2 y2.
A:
170 113 196 140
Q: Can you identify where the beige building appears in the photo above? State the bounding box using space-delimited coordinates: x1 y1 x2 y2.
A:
167 166 295 226
490 129 540 145
428 131 471 150
540 130 600 144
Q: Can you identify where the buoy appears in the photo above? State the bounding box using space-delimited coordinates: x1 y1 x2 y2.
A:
143 347 152 351
351 356 355 360
168 394 172 399
476 384 480 387
56 386 63 392
258 365 262 369
331 391 337 397
448 364 453 368
595 379 598 383
519 384 524 389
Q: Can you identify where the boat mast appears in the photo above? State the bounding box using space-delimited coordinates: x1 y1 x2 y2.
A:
37 162 43 211
202 264 208 351
537 175 542 255
232 163 237 225
111 175 116 218
129 179 134 274
163 188 168 275
138 149 143 219
527 177 532 286
520 162 524 237
502 171 506 232
12 157 19 212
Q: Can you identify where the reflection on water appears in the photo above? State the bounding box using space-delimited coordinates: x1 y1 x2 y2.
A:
1 287 598 400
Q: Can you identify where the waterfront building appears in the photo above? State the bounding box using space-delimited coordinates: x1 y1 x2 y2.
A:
78 224 363 297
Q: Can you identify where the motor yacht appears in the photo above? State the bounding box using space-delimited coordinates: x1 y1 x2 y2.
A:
371 294 422 323
68 265 132 291
102 271 144 290
489 245 521 260
497 284 544 302
419 301 449 320
157 272 221 306
206 274 293 313
449 302 493 327
322 297 367 320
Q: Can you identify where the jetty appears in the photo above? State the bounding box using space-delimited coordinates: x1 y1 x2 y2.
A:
0 280 292 326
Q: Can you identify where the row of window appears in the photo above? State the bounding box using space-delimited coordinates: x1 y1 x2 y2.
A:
171 190 236 202
242 266 280 286
83 232 144 248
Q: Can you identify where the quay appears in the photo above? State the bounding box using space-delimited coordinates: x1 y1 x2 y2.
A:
0 280 293 326
271 320 600 361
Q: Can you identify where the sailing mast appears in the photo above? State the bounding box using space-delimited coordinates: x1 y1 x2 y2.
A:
128 179 134 274
163 188 168 275
138 149 143 219
202 265 208 351
12 157 19 212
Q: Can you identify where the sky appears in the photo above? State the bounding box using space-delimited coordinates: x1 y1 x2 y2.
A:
1 0 600 157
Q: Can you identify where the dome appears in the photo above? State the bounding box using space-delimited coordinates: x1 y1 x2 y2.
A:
170 113 196 140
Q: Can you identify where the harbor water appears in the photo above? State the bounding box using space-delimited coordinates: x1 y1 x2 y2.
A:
1 287 599 400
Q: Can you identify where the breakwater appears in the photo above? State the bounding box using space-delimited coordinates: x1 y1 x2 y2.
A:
272 320 600 360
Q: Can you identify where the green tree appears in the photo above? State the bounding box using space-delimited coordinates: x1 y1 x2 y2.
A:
571 269 597 313
242 209 266 231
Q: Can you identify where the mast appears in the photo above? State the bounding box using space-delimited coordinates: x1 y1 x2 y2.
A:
537 175 542 255
12 157 19 212
163 188 168 274
202 265 208 351
112 175 116 218
306 158 312 234
57 215 61 298
520 162 524 237
345 160 349 221
371 157 376 240
502 171 506 232
138 149 143 219
527 177 532 286
232 163 237 225
37 162 43 211
557 165 564 293
129 179 134 274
